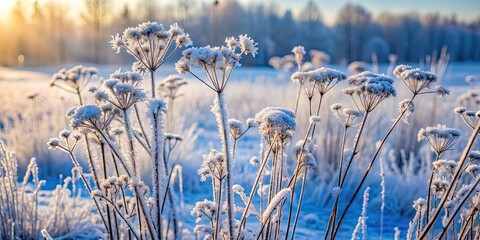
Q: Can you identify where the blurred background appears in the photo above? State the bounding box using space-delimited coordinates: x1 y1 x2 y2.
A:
0 0 479 67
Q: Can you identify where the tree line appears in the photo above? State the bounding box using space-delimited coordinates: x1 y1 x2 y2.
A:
0 0 479 67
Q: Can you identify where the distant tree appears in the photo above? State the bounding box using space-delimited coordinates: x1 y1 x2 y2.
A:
81 0 109 64
335 3 372 62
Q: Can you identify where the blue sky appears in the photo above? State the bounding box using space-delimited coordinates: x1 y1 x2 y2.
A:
247 0 480 24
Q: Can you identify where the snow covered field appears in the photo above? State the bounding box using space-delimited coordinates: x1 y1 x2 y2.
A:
1 60 480 239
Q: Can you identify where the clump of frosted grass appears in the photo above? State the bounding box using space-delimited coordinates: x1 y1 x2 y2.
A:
0 141 102 239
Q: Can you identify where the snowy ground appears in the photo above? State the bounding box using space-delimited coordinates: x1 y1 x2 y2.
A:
1 62 479 239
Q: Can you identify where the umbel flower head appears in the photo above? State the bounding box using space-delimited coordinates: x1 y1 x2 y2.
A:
454 107 480 129
157 74 187 100
330 103 362 128
67 104 118 132
175 35 257 93
343 71 396 113
394 65 447 96
292 45 306 67
198 149 226 181
291 67 347 99
92 70 146 110
50 65 98 93
418 124 462 155
110 22 192 71
254 107 296 148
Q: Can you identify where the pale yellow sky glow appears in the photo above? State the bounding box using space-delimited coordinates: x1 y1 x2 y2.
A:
0 0 479 24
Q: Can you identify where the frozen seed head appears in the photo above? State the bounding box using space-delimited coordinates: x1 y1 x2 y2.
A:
399 99 415 124
98 71 147 109
225 36 238 51
165 133 183 141
249 156 259 166
233 184 245 193
347 61 367 75
157 74 187 99
330 103 343 111
331 187 342 198
228 119 245 139
112 22 191 70
59 129 71 139
412 198 427 210
254 107 296 143
418 124 462 154
466 164 480 176
147 99 168 118
309 116 321 125
309 50 330 66
433 159 457 173
110 69 143 85
50 65 98 92
91 189 103 198
393 64 437 94
454 106 466 114
291 67 346 94
468 151 480 161
68 105 102 129
47 138 60 149
292 45 306 66
465 75 476 84
198 149 226 181
346 71 396 112
435 85 449 98
239 34 258 57
246 118 257 128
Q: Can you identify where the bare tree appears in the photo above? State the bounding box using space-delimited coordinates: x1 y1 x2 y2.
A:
82 0 109 64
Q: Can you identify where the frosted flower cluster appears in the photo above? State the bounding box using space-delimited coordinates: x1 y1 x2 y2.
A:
454 106 480 129
254 107 296 145
293 139 317 170
309 50 330 67
291 67 346 101
227 118 255 140
157 75 187 99
110 22 192 71
175 35 257 92
418 124 461 155
198 149 226 182
394 65 446 95
67 104 117 131
399 99 415 124
292 45 306 67
268 55 296 72
50 65 98 92
343 71 396 113
92 70 146 110
330 103 362 128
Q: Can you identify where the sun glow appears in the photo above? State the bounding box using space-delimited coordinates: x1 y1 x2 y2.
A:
0 0 15 20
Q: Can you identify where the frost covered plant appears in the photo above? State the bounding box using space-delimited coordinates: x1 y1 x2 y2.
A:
394 65 439 95
50 65 98 104
292 67 347 116
176 34 257 239
111 22 192 98
330 67 450 239
50 65 100 189
0 141 102 239
309 49 330 67
454 106 480 129
292 46 306 68
419 117 480 238
157 75 187 131
343 71 396 113
418 124 461 156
